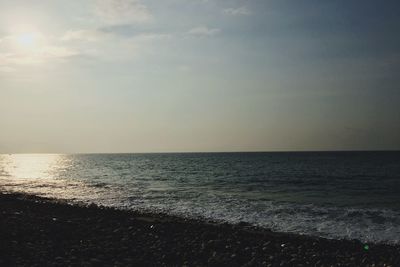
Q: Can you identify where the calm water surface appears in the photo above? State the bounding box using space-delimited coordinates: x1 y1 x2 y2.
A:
0 152 399 244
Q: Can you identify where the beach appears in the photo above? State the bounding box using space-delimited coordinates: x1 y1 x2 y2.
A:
0 192 399 266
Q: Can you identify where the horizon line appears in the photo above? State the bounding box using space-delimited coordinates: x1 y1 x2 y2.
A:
1 149 399 155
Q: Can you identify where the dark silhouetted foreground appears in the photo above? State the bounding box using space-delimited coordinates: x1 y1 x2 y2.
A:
0 193 399 266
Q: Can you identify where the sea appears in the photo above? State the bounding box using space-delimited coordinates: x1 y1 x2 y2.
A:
0 152 399 244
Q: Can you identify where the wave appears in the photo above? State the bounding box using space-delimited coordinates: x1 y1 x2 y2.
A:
2 179 400 244
115 197 400 245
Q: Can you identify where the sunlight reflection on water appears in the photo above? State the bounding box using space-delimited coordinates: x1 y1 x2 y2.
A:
0 154 91 200
3 154 62 180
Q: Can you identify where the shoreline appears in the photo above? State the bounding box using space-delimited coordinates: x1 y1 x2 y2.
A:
0 192 399 266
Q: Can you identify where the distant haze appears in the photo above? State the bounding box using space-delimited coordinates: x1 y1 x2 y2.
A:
1 0 399 153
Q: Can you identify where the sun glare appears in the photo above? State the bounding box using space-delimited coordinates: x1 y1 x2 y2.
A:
4 154 61 180
17 32 39 48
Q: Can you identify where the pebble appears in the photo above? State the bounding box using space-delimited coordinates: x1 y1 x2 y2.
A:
1 193 399 267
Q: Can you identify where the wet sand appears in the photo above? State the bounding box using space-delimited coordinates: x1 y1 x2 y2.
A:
0 192 399 266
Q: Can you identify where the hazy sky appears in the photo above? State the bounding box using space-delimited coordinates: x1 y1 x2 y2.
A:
1 0 399 153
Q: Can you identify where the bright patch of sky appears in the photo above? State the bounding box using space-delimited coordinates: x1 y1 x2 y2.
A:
1 0 399 152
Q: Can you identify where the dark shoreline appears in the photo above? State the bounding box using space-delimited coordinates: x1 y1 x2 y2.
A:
0 193 399 266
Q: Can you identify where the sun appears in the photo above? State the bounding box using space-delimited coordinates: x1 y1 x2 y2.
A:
17 32 39 48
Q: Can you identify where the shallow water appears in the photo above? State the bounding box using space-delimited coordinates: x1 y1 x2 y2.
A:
1 152 399 244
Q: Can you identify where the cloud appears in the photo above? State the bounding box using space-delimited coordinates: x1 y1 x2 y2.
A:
223 6 251 16
131 33 171 42
178 65 191 72
0 66 16 73
0 44 79 69
40 46 79 59
95 0 152 25
61 29 110 42
0 55 17 73
188 26 220 36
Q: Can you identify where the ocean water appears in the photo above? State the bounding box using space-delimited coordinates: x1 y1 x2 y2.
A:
0 152 399 244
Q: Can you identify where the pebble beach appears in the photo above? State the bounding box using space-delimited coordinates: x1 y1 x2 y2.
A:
1 192 399 266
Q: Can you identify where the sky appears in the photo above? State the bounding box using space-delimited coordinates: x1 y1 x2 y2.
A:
0 0 399 153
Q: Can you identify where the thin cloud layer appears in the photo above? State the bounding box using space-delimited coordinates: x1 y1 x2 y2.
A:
223 6 251 16
0 33 79 70
61 29 110 42
188 26 220 36
94 0 153 25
